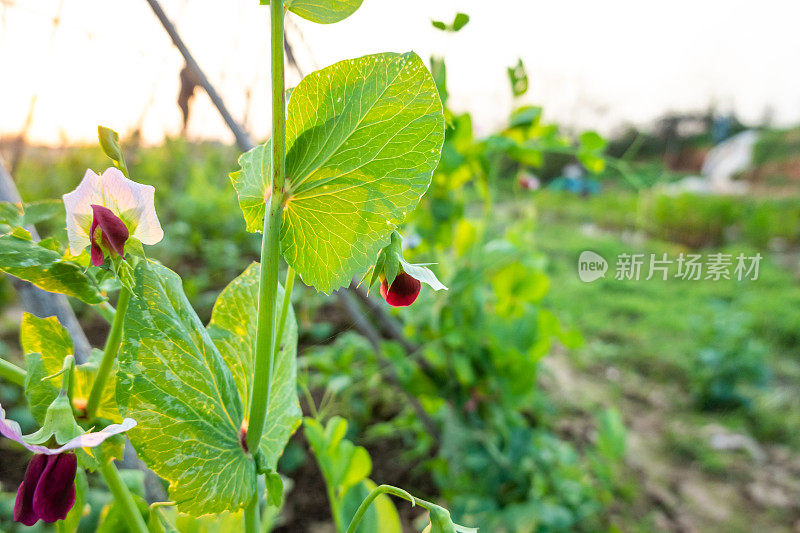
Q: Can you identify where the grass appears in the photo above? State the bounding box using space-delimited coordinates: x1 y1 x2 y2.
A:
534 191 800 449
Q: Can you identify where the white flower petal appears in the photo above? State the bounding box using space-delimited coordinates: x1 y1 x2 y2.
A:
51 418 137 453
0 405 136 455
129 183 163 245
97 168 163 245
62 169 103 255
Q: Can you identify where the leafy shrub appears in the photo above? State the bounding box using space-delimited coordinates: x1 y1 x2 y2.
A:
436 413 604 532
689 304 770 411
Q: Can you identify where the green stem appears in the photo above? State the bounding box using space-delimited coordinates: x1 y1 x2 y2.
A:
246 268 294 415
327 483 343 533
244 495 259 533
86 287 131 420
245 3 287 532
95 301 117 324
247 0 286 460
97 452 148 533
344 485 434 533
274 267 295 357
0 358 26 386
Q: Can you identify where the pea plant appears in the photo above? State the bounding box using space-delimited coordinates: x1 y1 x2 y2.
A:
0 0 472 531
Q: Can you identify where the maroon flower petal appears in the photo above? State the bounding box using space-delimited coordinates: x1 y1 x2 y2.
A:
14 454 48 526
91 204 129 258
89 215 105 266
90 240 105 267
32 453 77 523
380 272 421 307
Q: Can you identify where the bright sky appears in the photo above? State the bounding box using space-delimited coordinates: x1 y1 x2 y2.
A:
1 0 799 145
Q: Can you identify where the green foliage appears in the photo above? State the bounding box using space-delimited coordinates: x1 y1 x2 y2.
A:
429 57 448 106
229 142 270 234
207 263 301 469
21 313 74 423
0 199 63 229
232 51 445 293
304 416 402 532
587 408 627 504
507 59 528 98
117 260 255 516
431 12 470 32
542 187 800 250
304 417 372 498
97 494 150 533
689 305 769 411
751 127 800 166
536 194 800 455
595 408 627 461
398 223 575 415
22 314 119 423
261 0 364 24
437 412 605 531
578 131 607 173
0 232 104 304
640 192 741 247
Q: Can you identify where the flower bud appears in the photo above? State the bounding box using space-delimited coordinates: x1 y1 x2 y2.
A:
380 271 422 307
364 231 447 307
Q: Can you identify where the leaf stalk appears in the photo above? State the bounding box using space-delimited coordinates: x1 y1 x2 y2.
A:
97 448 149 533
0 358 26 386
344 484 434 533
85 287 131 421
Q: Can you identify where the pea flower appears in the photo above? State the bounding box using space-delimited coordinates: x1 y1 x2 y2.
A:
366 231 447 307
518 173 540 191
380 271 422 307
62 168 163 266
1 380 135 526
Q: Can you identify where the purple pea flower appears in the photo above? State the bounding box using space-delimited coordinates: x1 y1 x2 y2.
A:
0 405 136 526
14 453 77 525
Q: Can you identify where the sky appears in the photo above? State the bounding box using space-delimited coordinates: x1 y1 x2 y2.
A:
1 0 799 145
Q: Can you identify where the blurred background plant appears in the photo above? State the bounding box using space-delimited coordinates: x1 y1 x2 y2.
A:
3 4 800 532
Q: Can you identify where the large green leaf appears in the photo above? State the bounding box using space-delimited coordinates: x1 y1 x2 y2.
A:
0 200 64 228
207 263 300 469
232 52 445 293
22 313 74 423
116 261 254 516
230 143 271 233
0 233 105 304
261 0 363 24
21 313 120 423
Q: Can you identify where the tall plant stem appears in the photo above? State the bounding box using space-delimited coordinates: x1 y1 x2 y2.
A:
0 358 26 386
97 450 149 533
86 287 131 420
244 497 259 533
245 2 286 531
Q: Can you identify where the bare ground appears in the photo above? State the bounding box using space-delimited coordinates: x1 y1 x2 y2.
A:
540 350 800 532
